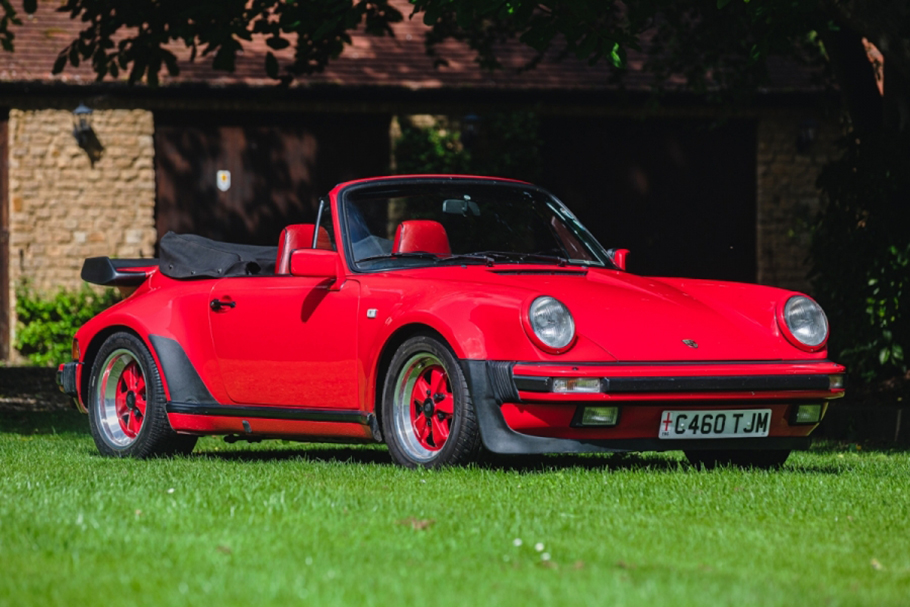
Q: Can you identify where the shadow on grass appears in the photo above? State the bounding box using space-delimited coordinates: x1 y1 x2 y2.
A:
195 444 395 466
3 410 896 475
0 411 88 436
809 439 910 455
192 444 858 475
481 452 688 473
195 444 689 473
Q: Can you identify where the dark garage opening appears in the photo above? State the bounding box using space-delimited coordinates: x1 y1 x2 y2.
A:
540 117 757 282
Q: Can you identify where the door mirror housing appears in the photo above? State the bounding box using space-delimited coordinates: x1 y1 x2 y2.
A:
606 248 629 271
289 249 344 290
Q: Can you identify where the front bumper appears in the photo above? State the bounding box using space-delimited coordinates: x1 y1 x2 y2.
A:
461 360 845 454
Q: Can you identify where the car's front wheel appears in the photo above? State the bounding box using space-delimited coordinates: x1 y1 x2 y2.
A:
381 335 482 468
88 332 197 458
685 449 791 470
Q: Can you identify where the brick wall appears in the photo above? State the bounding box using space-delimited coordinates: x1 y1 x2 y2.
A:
7 108 157 351
756 112 840 293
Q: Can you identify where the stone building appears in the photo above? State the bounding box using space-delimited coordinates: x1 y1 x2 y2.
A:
0 4 840 359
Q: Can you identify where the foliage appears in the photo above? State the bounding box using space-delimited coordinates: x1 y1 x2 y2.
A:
394 111 542 182
48 0 403 85
14 282 119 367
393 117 471 176
812 133 910 382
0 1 904 102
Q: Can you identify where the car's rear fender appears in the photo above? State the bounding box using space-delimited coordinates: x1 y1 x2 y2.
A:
75 322 157 411
74 278 228 406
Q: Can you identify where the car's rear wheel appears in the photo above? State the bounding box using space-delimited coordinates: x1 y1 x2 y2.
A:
381 335 482 468
685 449 791 470
88 332 197 458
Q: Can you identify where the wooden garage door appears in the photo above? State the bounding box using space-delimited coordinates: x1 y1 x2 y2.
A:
155 111 390 247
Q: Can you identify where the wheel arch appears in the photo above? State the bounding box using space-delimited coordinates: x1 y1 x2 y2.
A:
371 323 454 435
80 325 149 407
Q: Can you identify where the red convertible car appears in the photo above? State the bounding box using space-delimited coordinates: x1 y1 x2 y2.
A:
58 175 844 468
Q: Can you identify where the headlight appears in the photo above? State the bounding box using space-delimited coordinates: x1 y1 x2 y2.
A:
782 295 828 349
525 296 576 353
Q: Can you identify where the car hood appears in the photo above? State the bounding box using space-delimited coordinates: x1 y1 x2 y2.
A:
404 265 797 361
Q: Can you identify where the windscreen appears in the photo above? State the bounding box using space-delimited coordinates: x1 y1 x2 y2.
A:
342 182 611 270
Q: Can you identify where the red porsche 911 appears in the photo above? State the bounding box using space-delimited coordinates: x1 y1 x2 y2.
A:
58 175 844 468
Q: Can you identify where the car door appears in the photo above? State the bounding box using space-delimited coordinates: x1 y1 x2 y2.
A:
208 276 360 408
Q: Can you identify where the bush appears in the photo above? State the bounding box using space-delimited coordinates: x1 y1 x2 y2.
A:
393 111 542 182
15 282 120 367
811 132 910 383
394 117 471 175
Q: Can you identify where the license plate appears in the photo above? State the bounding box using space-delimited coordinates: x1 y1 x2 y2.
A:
658 409 772 439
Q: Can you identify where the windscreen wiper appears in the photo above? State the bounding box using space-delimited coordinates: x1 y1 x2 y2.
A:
358 252 495 266
439 254 495 266
357 252 439 263
469 251 569 266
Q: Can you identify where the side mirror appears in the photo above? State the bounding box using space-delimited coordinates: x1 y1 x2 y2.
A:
289 249 344 290
606 248 629 271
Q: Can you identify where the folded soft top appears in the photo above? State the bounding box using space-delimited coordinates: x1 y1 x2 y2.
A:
159 232 278 279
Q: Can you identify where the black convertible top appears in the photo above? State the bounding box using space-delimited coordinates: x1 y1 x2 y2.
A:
159 232 278 279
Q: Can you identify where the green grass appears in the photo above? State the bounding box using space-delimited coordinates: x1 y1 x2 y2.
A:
1 412 908 607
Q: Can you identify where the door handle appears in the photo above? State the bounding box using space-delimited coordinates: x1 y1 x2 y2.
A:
210 299 236 311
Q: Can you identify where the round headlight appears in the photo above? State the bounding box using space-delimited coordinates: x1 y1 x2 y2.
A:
783 295 828 348
528 296 576 351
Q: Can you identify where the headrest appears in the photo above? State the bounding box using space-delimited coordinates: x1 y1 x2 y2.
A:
276 224 332 274
392 220 451 257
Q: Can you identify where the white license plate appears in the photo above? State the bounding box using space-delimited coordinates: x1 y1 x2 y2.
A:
658 409 772 439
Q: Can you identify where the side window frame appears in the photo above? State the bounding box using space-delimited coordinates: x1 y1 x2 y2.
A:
313 197 336 251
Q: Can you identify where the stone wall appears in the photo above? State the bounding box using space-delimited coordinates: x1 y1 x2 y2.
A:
7 108 157 350
755 111 840 293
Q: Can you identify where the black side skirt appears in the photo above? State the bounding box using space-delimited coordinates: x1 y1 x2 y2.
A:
166 402 370 425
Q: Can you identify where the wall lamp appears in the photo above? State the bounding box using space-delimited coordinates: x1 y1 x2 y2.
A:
72 103 104 166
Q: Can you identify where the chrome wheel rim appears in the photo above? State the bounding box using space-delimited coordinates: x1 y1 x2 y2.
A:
95 349 148 448
391 353 455 463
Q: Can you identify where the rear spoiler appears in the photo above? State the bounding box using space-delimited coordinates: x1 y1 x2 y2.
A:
81 257 159 287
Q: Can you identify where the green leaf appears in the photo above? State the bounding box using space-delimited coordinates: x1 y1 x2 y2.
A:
23 0 37 14
716 0 732 8
609 42 623 68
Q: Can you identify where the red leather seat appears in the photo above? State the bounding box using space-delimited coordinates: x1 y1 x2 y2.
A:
276 224 332 274
392 220 451 257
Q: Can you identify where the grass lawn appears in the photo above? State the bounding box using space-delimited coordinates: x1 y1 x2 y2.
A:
1 411 908 607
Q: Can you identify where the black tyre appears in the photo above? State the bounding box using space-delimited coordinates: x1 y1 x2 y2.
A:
88 332 197 458
381 335 482 468
685 449 791 470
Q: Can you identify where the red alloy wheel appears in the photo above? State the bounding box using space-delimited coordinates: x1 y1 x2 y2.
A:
114 360 147 438
384 335 482 468
95 349 150 448
89 332 199 458
408 363 455 451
